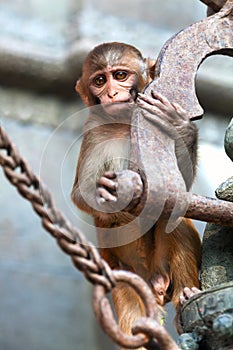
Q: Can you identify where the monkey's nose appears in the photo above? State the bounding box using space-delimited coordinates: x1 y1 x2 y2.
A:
108 91 118 98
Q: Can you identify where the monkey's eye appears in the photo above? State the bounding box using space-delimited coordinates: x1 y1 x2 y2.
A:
114 71 128 81
93 75 106 87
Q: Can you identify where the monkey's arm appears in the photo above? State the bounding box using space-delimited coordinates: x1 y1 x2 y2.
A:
71 131 103 216
71 133 143 222
71 161 117 224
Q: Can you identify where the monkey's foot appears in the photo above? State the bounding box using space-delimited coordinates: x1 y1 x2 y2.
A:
179 287 201 305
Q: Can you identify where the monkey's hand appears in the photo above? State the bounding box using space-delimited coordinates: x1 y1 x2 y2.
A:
137 90 198 161
137 91 190 130
179 287 201 305
137 91 195 136
96 170 143 212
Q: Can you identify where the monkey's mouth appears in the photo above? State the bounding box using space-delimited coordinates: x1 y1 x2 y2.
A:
102 101 135 117
103 100 134 108
105 99 134 104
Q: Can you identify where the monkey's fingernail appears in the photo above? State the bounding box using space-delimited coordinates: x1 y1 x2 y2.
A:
151 90 158 98
151 90 162 98
105 171 117 178
98 197 106 204
179 296 186 305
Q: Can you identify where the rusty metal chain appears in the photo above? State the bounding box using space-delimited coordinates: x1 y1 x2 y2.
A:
0 124 178 350
0 125 116 290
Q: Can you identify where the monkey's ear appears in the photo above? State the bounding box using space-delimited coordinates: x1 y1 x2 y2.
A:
147 59 156 80
75 79 89 106
75 79 81 93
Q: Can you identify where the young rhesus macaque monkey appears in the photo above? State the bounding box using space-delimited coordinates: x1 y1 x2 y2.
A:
71 42 201 342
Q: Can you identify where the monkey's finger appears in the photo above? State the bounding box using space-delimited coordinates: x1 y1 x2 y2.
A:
140 109 177 139
183 287 196 300
138 93 173 117
151 93 187 123
151 91 173 109
103 171 117 179
191 287 201 294
179 287 196 305
171 102 187 120
99 176 118 191
97 187 117 202
137 95 163 112
96 196 106 205
150 91 185 119
179 294 187 305
137 93 164 108
138 99 171 121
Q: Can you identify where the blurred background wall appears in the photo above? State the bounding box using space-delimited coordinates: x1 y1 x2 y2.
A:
0 0 232 349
